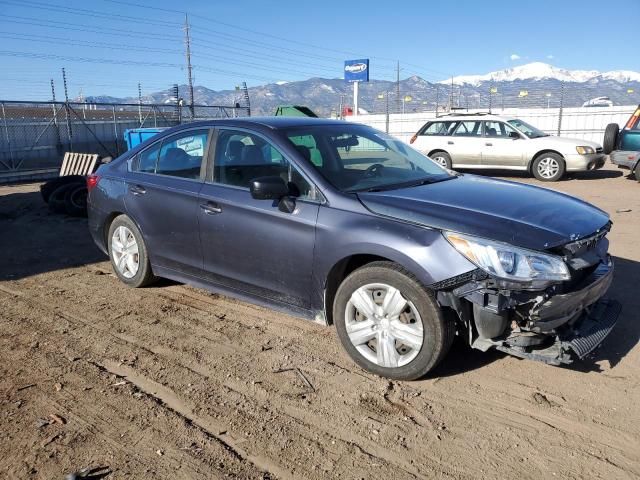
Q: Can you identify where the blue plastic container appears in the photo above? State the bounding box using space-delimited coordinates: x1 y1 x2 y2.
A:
124 127 166 151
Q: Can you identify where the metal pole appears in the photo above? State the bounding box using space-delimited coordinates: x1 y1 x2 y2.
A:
1 102 15 169
435 85 439 118
385 92 389 133
396 61 401 114
557 81 564 136
112 105 120 156
51 79 62 153
138 82 143 126
62 67 73 151
353 81 359 117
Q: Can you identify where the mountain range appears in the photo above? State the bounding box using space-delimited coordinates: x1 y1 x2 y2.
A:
84 63 640 116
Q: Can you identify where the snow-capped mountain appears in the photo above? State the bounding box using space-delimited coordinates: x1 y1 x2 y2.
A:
442 62 640 86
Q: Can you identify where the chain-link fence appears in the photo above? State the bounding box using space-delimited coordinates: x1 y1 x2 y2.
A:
0 100 247 183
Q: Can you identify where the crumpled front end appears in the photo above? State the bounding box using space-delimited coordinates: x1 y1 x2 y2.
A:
436 227 621 365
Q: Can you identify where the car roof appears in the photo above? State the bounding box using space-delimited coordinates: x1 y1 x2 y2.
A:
171 116 348 130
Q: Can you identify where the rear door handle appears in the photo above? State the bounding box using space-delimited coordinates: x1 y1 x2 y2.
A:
447 141 454 145
200 201 222 215
485 142 493 146
129 185 146 196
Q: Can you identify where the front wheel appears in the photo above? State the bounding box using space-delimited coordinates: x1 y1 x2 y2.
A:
532 153 565 181
430 151 452 169
333 262 455 380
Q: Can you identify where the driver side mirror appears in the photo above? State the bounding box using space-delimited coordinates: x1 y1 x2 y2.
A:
250 176 289 200
509 131 521 140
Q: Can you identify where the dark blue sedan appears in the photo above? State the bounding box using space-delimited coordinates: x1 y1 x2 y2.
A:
87 117 619 379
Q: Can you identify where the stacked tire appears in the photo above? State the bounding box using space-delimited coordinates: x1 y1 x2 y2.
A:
40 175 88 217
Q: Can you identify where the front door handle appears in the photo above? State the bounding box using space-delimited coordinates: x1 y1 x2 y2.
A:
447 141 454 145
485 142 493 146
200 202 222 215
129 185 146 196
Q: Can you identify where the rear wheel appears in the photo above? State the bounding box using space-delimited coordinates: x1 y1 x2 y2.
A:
430 151 452 169
333 261 454 380
602 123 619 154
532 153 565 181
64 185 88 217
634 163 640 182
107 215 156 288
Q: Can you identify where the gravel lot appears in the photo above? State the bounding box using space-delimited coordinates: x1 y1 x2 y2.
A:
1 164 639 479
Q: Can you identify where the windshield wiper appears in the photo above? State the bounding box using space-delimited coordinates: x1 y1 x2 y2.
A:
350 174 456 193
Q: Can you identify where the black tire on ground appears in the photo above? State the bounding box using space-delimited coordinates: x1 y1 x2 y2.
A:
48 182 83 214
430 151 452 169
532 153 566 182
333 261 455 381
602 123 619 155
40 175 85 204
64 185 88 217
634 163 640 182
107 214 157 288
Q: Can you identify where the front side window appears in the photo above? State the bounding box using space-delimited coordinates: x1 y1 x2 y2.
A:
214 129 315 200
484 121 519 138
134 142 161 173
284 124 453 193
155 129 209 179
452 121 482 137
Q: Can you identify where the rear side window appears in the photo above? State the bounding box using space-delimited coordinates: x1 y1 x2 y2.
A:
452 121 482 137
420 121 457 136
156 130 209 179
135 143 161 173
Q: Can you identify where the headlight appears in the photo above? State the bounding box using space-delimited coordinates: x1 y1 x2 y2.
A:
576 146 595 155
444 232 570 282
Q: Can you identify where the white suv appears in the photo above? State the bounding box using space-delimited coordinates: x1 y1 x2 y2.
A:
410 113 605 181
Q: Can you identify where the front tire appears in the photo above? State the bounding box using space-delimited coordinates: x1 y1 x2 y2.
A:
635 163 640 182
532 153 565 181
333 262 454 380
107 215 156 288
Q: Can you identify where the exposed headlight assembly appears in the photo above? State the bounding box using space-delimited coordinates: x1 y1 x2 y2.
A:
576 146 595 155
445 232 570 282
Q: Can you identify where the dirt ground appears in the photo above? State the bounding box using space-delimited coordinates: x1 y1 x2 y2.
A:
1 164 639 480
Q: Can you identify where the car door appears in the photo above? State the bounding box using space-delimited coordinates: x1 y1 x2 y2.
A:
447 120 484 166
124 128 211 276
481 121 525 167
197 127 320 309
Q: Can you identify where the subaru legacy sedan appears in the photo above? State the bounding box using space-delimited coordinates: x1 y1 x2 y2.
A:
87 117 620 380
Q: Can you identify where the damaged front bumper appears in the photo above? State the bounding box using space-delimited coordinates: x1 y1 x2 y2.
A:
437 258 621 365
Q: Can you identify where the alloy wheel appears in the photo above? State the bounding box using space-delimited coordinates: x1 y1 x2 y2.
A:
537 157 560 179
111 225 139 279
344 283 424 368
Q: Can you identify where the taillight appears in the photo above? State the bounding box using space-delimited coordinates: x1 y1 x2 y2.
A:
409 134 418 144
626 108 640 129
86 174 100 191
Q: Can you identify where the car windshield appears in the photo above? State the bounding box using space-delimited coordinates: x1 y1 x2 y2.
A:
507 119 548 138
284 124 454 193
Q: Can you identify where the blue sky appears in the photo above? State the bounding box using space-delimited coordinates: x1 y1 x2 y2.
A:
0 0 638 99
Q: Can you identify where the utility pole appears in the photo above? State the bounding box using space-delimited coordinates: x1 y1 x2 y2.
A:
396 61 401 114
62 67 72 150
184 13 195 118
435 85 439 117
385 91 390 133
449 77 454 112
241 81 251 116
138 83 143 125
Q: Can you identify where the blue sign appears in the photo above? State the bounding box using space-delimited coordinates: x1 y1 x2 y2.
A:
344 59 369 82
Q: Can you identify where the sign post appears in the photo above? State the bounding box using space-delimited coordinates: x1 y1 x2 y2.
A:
344 59 369 117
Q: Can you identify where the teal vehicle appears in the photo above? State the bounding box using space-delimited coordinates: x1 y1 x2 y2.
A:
604 106 640 181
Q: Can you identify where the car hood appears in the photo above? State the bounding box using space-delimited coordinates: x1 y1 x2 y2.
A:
357 175 610 251
530 135 601 150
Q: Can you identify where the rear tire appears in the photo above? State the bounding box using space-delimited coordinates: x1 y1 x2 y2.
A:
333 261 454 380
40 175 84 204
532 153 565 181
634 163 640 182
602 123 619 154
107 215 156 288
430 151 452 169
